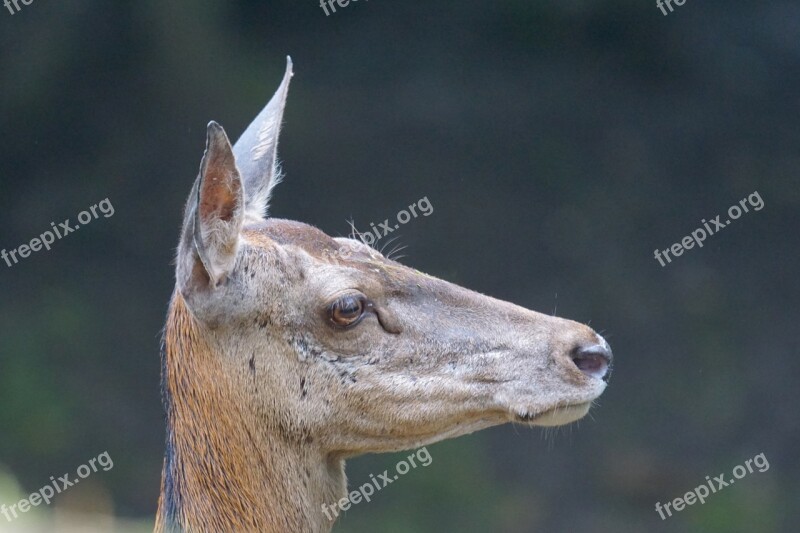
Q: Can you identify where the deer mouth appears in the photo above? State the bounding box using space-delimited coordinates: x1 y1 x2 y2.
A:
516 402 592 427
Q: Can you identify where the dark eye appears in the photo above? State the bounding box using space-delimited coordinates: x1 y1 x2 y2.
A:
328 295 366 328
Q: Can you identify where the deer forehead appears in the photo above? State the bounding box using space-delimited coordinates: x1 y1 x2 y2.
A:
239 220 411 292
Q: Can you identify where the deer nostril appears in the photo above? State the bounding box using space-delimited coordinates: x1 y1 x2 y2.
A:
572 344 613 382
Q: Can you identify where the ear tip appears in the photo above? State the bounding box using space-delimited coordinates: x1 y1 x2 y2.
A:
285 55 294 78
206 121 229 144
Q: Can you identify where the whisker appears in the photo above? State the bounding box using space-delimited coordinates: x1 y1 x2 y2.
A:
387 244 409 261
379 235 402 254
346 219 380 252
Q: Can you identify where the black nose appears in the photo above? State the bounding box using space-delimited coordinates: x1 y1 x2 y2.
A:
571 343 613 382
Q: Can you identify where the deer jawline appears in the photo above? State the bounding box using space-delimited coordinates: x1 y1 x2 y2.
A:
517 402 592 427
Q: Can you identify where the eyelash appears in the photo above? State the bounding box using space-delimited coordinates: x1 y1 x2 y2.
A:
328 294 372 328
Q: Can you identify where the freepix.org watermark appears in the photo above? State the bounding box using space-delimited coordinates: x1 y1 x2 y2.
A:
324 196 433 263
654 452 769 520
352 196 433 247
656 0 689 16
1 198 115 268
3 0 35 16
1 451 114 523
319 0 367 17
653 191 763 267
321 447 433 521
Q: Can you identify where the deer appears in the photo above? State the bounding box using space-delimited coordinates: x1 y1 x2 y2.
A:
156 57 613 533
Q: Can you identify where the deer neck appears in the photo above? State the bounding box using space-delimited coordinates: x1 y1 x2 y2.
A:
156 293 344 533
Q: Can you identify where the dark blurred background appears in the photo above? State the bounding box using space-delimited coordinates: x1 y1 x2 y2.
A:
1 0 798 531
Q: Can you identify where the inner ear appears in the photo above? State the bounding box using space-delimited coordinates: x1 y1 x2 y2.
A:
198 129 241 224
192 121 245 288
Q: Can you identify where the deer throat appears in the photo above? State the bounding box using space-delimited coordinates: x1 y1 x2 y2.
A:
156 293 342 533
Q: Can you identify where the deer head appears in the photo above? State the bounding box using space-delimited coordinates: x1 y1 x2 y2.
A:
157 57 612 532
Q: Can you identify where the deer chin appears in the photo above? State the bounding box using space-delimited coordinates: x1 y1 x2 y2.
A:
515 402 593 427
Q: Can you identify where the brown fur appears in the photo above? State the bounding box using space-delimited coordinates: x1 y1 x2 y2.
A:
157 293 341 532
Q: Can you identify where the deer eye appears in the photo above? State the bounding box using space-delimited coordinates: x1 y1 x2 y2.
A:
328 295 366 328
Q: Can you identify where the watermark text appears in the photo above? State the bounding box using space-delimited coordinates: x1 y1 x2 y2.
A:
1 451 114 523
654 191 763 267
321 447 432 521
655 452 769 520
2 198 115 268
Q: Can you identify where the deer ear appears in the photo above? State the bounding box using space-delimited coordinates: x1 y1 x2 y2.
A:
177 121 244 291
233 56 293 221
